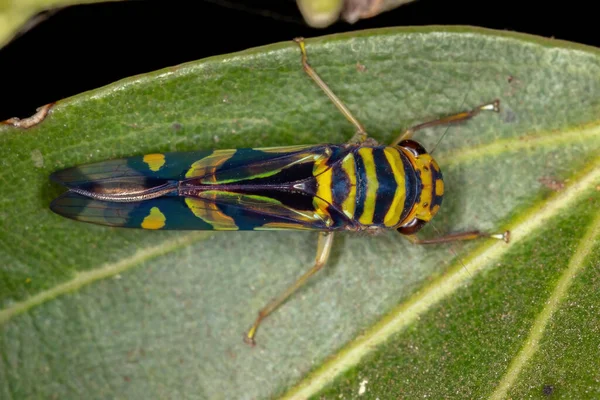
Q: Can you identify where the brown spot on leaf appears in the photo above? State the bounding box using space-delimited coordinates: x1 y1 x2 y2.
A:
538 176 565 192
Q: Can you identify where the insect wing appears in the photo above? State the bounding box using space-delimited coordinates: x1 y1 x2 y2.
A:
50 144 342 230
50 145 324 189
50 189 331 231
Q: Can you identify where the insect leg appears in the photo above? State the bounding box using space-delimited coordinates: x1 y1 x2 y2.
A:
404 230 510 245
391 100 500 146
245 231 335 346
293 37 369 144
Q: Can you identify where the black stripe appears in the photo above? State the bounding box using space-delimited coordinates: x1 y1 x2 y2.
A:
372 148 397 225
401 152 419 222
354 149 367 221
331 163 350 209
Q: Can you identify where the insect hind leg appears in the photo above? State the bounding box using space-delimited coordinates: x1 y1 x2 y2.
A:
245 231 335 346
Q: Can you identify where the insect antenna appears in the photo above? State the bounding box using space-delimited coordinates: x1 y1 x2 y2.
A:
429 124 452 155
430 222 473 279
431 69 476 155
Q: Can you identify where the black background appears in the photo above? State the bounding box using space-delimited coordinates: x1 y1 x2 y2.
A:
0 0 596 121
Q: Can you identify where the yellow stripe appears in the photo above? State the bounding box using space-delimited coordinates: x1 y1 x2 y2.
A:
341 153 356 219
184 197 238 230
259 144 316 153
185 149 236 180
358 148 379 225
383 147 406 227
315 167 333 204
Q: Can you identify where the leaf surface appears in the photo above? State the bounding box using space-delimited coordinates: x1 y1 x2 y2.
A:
1 27 599 399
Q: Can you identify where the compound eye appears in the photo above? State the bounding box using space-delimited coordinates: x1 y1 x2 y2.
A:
397 218 427 235
399 139 428 156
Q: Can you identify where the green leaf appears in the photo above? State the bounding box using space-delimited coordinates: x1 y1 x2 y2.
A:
1 27 599 399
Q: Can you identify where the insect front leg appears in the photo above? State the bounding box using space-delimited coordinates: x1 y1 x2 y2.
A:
391 100 500 146
245 231 335 346
293 37 373 145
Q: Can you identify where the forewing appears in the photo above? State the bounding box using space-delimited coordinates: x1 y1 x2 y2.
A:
50 145 329 190
50 144 346 230
50 190 333 231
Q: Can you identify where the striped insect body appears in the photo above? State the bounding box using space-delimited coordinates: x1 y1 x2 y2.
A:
50 37 508 345
51 141 442 234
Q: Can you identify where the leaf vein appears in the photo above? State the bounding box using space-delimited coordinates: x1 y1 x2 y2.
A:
0 232 213 325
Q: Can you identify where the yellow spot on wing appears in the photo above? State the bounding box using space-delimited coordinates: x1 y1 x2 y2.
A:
142 207 166 229
143 154 166 172
358 148 378 225
341 153 356 219
383 147 406 227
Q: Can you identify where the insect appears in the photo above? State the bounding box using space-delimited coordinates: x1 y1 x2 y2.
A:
50 37 509 346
